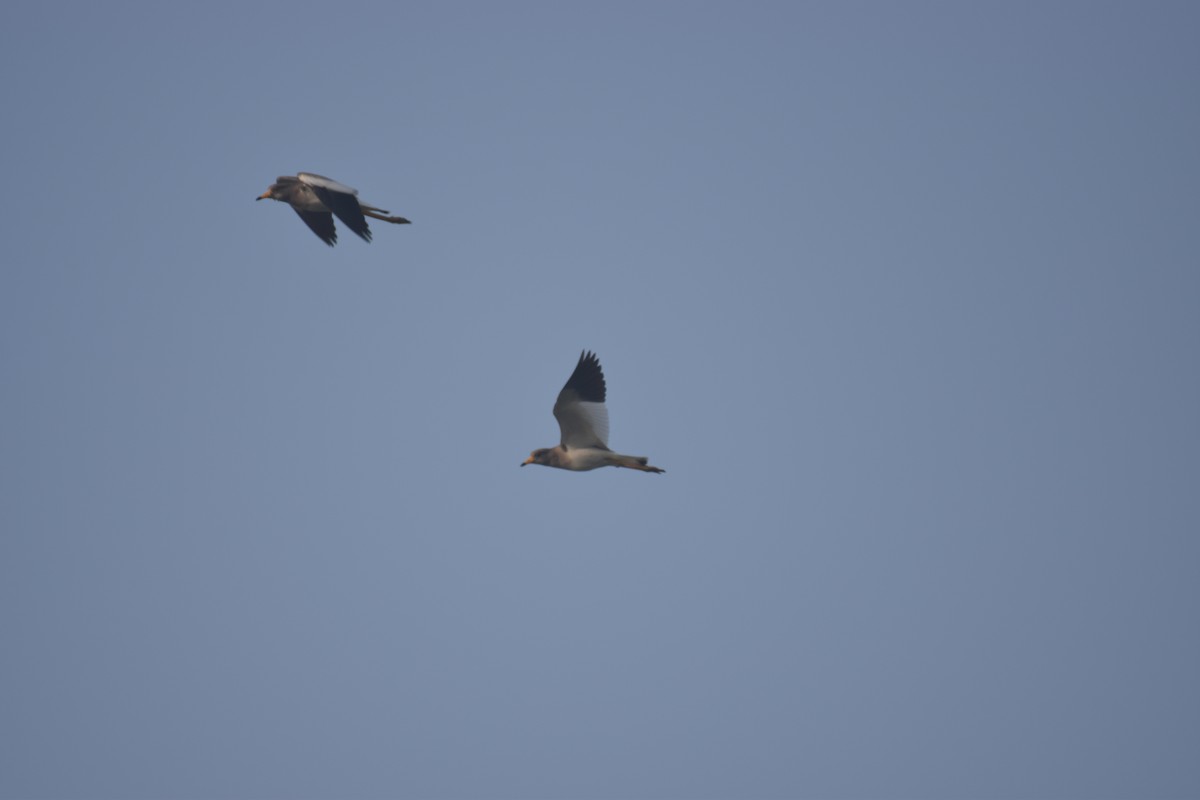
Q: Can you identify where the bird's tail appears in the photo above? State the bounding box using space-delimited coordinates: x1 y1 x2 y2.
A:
361 205 412 225
611 454 665 474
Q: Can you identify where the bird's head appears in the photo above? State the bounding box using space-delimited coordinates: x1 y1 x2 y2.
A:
522 449 550 467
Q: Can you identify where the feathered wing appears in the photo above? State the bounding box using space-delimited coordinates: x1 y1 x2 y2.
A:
291 208 337 246
297 173 359 196
553 350 610 449
299 173 372 242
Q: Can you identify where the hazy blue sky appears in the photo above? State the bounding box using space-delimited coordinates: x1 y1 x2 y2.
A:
2 2 1198 798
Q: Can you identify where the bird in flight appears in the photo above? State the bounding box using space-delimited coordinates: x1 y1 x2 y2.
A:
257 173 410 246
523 351 665 474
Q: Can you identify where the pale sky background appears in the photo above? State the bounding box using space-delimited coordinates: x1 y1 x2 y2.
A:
2 2 1198 798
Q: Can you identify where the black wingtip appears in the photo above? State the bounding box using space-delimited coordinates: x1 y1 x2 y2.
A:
563 350 606 403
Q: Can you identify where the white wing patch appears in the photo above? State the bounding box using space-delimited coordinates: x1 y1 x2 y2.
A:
298 173 359 196
557 400 609 450
577 401 609 447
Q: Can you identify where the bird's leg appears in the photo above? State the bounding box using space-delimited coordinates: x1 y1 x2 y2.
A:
361 209 412 225
612 455 665 473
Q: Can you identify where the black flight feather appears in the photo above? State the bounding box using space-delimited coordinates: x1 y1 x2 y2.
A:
560 350 607 405
309 184 372 242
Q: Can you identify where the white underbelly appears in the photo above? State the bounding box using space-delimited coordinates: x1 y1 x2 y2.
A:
564 448 611 471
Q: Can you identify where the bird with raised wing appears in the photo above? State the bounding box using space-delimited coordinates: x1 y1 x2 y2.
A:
522 350 664 474
257 173 410 246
